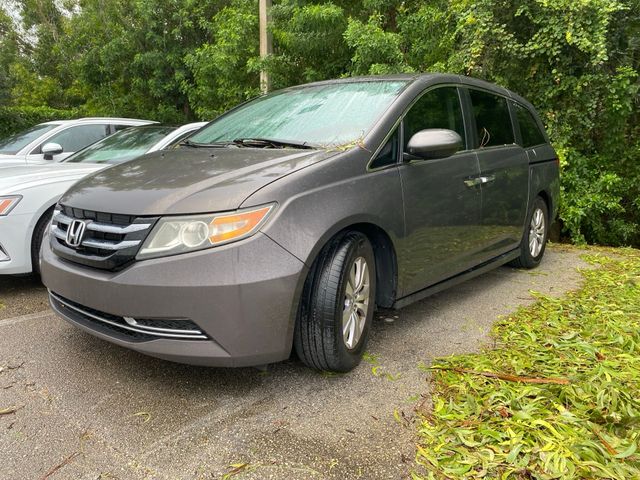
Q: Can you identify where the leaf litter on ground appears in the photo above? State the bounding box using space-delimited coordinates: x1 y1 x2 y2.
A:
414 246 640 479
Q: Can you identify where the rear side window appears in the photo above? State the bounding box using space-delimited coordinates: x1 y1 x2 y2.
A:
403 87 465 152
468 89 514 148
36 124 109 153
513 103 546 148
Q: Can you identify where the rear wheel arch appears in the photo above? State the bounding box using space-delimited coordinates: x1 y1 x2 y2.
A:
537 189 552 218
510 195 549 269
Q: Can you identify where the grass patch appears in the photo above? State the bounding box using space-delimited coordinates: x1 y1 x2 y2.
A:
414 247 640 479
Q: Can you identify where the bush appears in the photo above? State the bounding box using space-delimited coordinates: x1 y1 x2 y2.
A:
0 106 79 139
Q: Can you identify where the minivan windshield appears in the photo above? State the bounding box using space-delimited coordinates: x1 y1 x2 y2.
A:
0 123 58 154
189 81 407 148
65 125 176 164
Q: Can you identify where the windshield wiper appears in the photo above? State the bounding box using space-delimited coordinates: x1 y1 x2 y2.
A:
232 138 315 149
180 139 232 148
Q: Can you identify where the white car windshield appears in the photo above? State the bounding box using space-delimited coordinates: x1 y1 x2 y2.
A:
189 81 408 148
0 123 58 154
65 126 176 164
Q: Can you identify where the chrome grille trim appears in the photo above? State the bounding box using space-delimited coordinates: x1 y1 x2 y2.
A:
53 210 71 225
80 238 141 251
50 224 67 240
50 206 157 270
123 317 204 335
50 225 141 251
86 222 151 234
50 291 208 340
53 210 151 234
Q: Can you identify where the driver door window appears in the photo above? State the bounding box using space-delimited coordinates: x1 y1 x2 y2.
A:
402 87 466 154
32 124 110 155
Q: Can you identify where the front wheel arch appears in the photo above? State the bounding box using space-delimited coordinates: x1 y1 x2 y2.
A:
30 205 55 275
300 222 398 309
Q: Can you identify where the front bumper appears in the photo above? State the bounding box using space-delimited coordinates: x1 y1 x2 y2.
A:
0 213 34 274
41 232 307 367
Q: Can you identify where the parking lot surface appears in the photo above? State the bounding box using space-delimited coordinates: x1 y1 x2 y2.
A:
1 246 588 480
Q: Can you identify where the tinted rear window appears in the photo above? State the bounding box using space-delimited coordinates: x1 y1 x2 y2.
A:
468 89 515 148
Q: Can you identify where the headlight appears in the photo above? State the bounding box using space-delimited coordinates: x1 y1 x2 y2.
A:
0 196 21 216
137 204 275 260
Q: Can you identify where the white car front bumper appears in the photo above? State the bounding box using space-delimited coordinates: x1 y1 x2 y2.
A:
0 213 34 274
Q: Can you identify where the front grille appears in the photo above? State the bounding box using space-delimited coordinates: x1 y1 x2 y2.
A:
50 205 158 271
50 291 208 342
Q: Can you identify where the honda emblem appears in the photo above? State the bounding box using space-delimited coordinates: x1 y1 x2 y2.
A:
66 220 87 248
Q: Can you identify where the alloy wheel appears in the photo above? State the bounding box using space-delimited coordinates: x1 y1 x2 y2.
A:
342 256 370 349
529 207 545 257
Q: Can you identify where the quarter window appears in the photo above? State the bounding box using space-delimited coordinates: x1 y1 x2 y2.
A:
513 103 546 148
370 127 399 169
35 124 109 154
402 87 465 153
468 89 514 148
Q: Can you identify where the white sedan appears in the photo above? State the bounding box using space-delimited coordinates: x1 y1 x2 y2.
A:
0 122 207 275
0 117 153 164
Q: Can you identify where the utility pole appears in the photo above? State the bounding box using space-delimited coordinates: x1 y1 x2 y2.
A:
259 0 273 93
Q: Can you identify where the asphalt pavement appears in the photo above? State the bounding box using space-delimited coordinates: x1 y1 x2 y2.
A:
0 246 588 480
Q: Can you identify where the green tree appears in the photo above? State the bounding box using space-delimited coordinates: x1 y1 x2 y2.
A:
184 0 259 119
0 0 637 246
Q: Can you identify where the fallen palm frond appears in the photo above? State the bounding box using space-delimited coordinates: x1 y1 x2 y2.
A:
429 366 570 385
414 247 640 479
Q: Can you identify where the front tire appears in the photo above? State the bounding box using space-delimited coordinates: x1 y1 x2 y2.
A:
510 196 549 269
294 232 376 372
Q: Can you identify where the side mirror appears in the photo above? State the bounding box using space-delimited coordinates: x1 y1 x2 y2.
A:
406 129 462 160
42 142 63 160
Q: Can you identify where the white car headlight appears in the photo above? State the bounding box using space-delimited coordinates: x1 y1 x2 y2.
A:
0 196 21 216
137 204 275 260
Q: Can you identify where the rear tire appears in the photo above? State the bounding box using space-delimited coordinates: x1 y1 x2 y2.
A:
31 209 53 276
510 196 548 269
294 232 376 372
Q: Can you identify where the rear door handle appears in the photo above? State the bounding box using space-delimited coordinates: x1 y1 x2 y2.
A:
464 175 496 188
480 175 496 184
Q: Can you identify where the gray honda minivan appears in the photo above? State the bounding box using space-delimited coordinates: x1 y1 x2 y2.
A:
42 74 559 372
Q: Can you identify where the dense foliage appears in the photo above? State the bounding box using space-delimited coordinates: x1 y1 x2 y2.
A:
0 0 638 246
0 105 77 137
416 246 640 478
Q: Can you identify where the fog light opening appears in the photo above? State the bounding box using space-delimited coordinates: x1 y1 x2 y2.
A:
0 243 10 262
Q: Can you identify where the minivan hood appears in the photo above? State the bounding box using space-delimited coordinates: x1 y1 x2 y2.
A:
0 163 104 194
60 147 337 215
